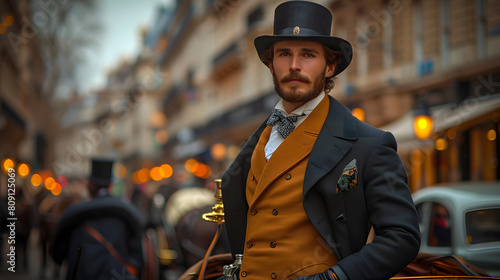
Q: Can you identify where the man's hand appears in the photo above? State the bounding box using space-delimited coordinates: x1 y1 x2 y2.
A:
290 268 336 280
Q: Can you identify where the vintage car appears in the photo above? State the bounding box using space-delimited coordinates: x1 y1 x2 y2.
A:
412 182 500 277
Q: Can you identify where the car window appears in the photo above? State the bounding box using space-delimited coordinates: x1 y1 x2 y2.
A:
465 208 500 244
428 202 451 247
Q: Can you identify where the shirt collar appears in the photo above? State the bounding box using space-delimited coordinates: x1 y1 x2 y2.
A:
275 92 326 117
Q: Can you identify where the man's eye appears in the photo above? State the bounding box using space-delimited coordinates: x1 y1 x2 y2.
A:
304 53 315 58
279 52 289 56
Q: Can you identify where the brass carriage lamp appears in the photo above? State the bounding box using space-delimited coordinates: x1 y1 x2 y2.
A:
202 179 225 225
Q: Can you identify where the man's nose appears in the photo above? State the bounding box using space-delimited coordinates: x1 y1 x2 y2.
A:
289 55 301 71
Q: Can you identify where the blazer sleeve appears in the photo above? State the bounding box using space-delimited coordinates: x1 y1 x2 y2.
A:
335 131 421 280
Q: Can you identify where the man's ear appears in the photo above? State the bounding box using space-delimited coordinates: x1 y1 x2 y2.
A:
326 62 336 78
268 62 274 75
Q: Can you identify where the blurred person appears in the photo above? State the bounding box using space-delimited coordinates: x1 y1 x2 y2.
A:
221 1 420 280
14 186 35 271
50 158 144 280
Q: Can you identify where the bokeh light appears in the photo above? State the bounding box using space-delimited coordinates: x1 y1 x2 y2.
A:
487 129 496 141
18 163 30 178
137 168 151 183
56 175 69 189
45 177 56 190
150 112 167 128
160 164 173 178
435 138 448 151
155 130 169 144
31 174 42 187
414 115 433 140
351 107 365 122
114 163 128 179
194 163 211 179
150 167 163 181
51 183 62 195
211 143 227 161
184 159 198 173
2 158 14 173
132 171 141 185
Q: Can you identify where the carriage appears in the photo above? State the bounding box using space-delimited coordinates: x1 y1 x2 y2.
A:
150 179 500 280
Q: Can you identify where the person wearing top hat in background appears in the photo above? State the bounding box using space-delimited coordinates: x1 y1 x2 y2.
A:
50 158 144 280
221 1 420 280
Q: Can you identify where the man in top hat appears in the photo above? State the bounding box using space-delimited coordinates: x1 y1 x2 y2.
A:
221 1 420 279
50 158 144 280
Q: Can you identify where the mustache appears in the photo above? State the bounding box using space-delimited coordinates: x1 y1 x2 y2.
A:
280 72 311 83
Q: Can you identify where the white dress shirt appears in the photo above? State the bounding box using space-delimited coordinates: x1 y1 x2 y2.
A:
264 92 326 160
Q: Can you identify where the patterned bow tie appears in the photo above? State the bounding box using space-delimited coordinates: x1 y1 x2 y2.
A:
266 109 303 139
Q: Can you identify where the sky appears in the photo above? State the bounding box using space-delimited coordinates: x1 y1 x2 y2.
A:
81 0 173 92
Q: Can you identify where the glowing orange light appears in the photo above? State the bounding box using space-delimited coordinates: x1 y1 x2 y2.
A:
0 24 5 35
51 183 62 196
137 168 151 183
31 174 42 187
45 177 56 190
413 115 433 140
131 171 141 185
150 167 163 181
211 143 227 161
191 162 201 174
160 164 173 178
487 129 496 141
435 138 448 151
351 107 365 122
2 158 14 173
185 159 198 173
194 163 211 179
18 163 30 177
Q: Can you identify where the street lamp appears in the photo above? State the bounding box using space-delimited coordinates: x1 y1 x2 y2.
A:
413 98 434 140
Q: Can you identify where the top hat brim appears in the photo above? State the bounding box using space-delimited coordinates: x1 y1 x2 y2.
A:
254 35 353 76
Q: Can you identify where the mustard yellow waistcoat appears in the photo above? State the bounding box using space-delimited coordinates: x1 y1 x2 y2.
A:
241 96 338 279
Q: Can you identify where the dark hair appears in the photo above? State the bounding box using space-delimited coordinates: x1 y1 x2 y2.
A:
259 43 343 93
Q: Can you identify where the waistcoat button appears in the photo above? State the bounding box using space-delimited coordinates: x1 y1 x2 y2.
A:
271 272 277 279
270 241 276 248
285 174 292 180
251 209 257 216
247 242 253 248
272 209 278 216
241 271 247 277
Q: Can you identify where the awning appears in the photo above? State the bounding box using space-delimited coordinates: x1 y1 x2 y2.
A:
381 94 500 152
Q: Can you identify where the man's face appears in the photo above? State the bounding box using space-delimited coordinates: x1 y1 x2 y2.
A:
269 40 335 112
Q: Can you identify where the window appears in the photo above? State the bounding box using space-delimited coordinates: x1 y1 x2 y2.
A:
465 208 500 244
428 202 451 247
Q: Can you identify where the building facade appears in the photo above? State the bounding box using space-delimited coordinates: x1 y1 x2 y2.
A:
51 0 500 192
144 0 500 191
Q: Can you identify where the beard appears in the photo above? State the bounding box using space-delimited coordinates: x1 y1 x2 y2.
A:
272 67 326 104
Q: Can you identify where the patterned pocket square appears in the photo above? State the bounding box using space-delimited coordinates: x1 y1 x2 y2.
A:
336 159 358 193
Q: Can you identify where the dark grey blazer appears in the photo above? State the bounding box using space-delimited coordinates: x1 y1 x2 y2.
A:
222 95 420 280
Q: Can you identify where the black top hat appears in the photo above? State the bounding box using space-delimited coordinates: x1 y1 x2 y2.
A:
254 0 352 76
89 158 114 187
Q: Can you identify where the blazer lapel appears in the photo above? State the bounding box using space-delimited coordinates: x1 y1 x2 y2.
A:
304 96 359 196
